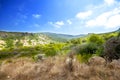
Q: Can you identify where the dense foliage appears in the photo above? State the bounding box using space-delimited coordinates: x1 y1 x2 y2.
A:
103 36 120 61
0 43 66 60
0 30 120 62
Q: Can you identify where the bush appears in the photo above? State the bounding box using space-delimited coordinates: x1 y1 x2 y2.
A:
76 54 92 63
118 32 120 37
88 34 104 45
77 43 98 55
5 39 14 49
0 49 14 59
33 54 45 61
103 37 120 62
42 43 65 56
15 40 23 48
95 45 104 56
70 39 81 44
73 43 100 62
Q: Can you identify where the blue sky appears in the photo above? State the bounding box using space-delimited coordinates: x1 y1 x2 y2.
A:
0 0 120 35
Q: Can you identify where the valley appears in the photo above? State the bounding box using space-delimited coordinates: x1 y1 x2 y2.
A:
0 29 120 80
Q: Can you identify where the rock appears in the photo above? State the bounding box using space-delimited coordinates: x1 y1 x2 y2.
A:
88 56 106 66
107 59 120 69
34 54 45 61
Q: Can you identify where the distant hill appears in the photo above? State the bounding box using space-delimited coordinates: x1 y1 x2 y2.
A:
1 28 120 50
40 32 86 42
68 28 120 44
0 31 52 50
115 28 120 32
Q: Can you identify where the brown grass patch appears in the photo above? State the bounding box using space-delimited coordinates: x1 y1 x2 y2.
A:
0 56 120 80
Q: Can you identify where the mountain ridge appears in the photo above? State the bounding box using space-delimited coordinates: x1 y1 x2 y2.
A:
40 32 86 42
0 28 119 41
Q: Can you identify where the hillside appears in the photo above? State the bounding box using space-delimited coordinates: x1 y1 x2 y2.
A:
1 0 120 80
40 32 85 42
0 31 52 50
114 28 120 32
69 28 120 44
0 29 120 80
0 31 86 50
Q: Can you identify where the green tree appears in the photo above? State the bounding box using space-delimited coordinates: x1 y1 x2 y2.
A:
5 39 14 49
79 43 98 55
43 43 65 56
88 34 104 45
15 40 23 48
70 39 81 44
118 32 120 38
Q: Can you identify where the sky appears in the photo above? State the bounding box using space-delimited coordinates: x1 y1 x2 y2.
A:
0 0 120 35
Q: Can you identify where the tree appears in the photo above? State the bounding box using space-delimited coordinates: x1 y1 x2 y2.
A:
15 40 23 48
118 32 120 38
70 39 81 44
5 39 14 49
88 34 104 45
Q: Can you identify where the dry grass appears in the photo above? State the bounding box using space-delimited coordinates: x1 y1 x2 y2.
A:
0 56 120 80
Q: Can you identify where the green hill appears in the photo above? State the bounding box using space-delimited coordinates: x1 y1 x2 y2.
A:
69 28 120 44
40 32 85 42
0 31 52 50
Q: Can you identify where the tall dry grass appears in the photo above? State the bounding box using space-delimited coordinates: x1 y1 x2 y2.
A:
0 56 120 80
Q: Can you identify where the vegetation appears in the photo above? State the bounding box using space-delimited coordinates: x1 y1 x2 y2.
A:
0 56 120 80
103 36 120 61
0 43 67 60
88 34 104 45
41 32 85 42
0 29 120 62
5 39 14 49
0 29 120 80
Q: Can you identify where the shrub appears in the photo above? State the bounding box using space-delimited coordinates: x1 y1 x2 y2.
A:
95 45 104 56
76 54 92 63
15 40 23 48
42 43 65 56
88 34 104 45
5 39 14 49
115 44 120 54
33 54 45 61
73 43 99 62
103 34 114 40
70 39 81 44
78 43 98 55
118 32 120 37
103 37 120 62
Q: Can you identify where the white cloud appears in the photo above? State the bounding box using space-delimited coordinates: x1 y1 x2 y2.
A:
67 20 72 24
55 21 64 26
76 10 92 19
104 0 115 5
105 14 120 28
46 0 120 34
49 21 64 28
32 14 41 19
86 7 120 29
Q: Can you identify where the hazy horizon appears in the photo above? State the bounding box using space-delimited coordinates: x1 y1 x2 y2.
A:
0 0 120 35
